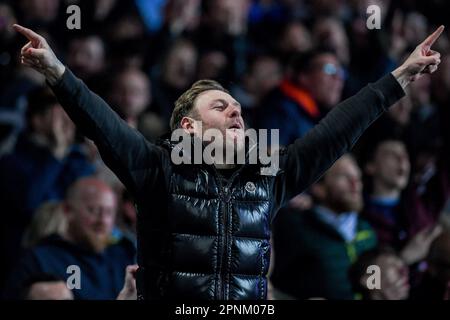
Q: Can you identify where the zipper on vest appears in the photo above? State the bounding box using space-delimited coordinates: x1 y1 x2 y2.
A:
221 186 229 300
212 166 243 300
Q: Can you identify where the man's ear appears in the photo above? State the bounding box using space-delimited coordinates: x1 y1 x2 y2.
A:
180 116 195 134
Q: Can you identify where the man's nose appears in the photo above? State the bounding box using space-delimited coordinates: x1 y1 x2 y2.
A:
229 105 241 118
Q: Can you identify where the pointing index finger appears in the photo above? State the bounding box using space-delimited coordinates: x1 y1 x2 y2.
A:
12 24 42 43
422 25 445 49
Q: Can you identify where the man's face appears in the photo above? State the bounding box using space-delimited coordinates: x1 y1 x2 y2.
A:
248 57 282 95
110 70 151 119
67 37 105 79
164 42 197 90
377 254 410 300
301 53 344 109
32 105 76 145
320 156 363 212
280 22 312 53
388 95 412 126
192 90 246 155
66 187 117 253
371 141 410 191
208 0 250 34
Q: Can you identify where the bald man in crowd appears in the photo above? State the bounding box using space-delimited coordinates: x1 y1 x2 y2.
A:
3 178 136 300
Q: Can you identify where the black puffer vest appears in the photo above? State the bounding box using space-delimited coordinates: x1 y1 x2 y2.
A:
136 139 277 300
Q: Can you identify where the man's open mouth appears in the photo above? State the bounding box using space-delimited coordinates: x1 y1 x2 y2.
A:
228 123 243 130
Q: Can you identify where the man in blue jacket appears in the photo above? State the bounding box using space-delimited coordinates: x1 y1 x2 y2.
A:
0 87 95 291
4 177 136 300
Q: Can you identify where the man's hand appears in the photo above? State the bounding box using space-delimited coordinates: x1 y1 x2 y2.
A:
400 224 443 265
116 265 138 300
13 24 65 85
392 25 444 89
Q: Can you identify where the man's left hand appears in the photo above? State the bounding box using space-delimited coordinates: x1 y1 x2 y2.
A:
392 25 444 89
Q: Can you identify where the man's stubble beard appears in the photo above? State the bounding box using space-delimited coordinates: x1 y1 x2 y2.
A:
67 223 110 253
326 192 363 213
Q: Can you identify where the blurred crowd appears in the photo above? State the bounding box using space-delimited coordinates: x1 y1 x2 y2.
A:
1 0 450 300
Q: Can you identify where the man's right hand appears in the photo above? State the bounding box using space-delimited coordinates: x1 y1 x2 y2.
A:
13 24 65 85
400 224 443 265
116 265 138 300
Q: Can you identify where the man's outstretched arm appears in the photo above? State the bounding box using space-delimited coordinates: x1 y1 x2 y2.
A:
13 24 164 196
275 26 444 207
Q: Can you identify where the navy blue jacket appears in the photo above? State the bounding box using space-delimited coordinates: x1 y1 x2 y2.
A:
0 135 95 289
5 234 135 300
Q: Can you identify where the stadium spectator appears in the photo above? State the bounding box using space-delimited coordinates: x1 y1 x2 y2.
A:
349 247 410 300
151 38 198 127
363 139 445 257
107 67 152 129
271 155 377 299
4 177 136 300
256 49 344 145
0 87 95 291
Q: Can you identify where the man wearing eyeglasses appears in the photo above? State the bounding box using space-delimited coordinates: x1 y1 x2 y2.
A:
256 49 346 146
